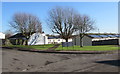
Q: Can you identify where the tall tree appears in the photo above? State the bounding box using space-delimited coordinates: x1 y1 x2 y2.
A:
47 7 78 42
9 13 42 45
4 30 13 39
74 14 95 47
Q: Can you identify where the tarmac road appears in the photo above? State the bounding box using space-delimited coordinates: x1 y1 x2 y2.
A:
2 47 119 72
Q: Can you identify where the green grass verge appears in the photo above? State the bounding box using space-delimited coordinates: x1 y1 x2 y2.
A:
3 44 119 51
55 45 119 51
4 44 54 50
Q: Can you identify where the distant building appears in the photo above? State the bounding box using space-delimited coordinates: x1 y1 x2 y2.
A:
89 34 120 45
118 38 120 45
88 34 118 41
73 34 120 46
48 36 72 44
0 32 5 39
9 32 48 45
9 33 73 45
9 32 120 46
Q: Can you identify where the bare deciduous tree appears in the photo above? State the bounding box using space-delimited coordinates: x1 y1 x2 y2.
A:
47 7 78 42
4 30 13 39
74 14 95 47
10 13 42 45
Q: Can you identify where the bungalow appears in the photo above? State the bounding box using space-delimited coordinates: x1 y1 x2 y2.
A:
9 32 48 45
8 33 27 45
9 33 73 45
48 36 72 44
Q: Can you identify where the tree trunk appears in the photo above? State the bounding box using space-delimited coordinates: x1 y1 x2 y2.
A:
25 40 28 45
79 33 83 47
80 37 83 47
65 39 68 42
25 36 29 45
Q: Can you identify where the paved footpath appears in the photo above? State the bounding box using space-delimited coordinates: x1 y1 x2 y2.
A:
2 47 119 72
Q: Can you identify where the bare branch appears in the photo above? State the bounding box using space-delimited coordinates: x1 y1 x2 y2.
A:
9 12 42 45
47 6 78 42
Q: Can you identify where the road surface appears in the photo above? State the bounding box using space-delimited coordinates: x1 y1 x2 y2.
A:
2 47 119 72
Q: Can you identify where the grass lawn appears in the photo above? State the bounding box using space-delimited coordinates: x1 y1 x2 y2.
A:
4 44 54 50
3 44 119 51
55 45 119 51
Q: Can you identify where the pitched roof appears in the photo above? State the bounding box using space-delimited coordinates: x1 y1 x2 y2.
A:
48 36 60 39
8 33 26 39
87 34 119 38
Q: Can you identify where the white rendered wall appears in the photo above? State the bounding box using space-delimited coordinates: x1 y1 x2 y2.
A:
28 33 48 45
48 38 72 44
0 32 5 39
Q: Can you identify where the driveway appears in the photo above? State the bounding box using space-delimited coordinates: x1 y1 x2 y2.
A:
2 47 119 72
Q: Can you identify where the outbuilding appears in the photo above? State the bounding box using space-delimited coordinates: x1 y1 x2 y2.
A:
72 34 120 46
72 35 92 46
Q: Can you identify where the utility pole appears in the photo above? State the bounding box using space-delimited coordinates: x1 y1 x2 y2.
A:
98 29 100 34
